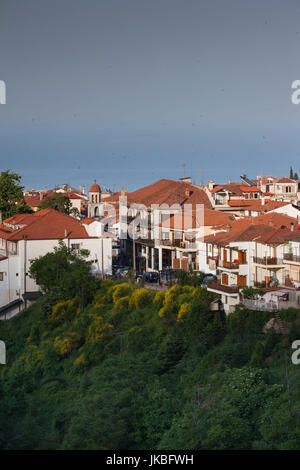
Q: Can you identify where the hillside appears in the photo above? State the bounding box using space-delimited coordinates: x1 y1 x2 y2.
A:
1 280 300 450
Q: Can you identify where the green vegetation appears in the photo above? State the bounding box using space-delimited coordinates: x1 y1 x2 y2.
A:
39 193 79 217
241 286 264 299
289 166 299 181
0 170 33 219
1 246 300 449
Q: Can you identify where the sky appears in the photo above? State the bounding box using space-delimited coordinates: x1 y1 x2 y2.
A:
1 0 300 192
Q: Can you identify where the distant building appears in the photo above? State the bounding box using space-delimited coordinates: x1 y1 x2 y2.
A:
0 208 112 319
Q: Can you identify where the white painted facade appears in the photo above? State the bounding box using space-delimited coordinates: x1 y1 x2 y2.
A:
0 236 112 319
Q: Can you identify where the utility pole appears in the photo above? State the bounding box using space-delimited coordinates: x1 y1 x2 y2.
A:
133 239 136 273
101 237 104 279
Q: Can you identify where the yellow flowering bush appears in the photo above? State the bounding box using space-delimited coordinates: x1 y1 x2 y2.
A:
86 315 114 343
113 295 130 315
54 337 72 356
101 279 114 289
51 297 78 324
129 288 153 309
164 285 184 305
74 353 89 368
54 332 83 356
153 291 166 308
177 302 192 323
112 283 134 304
20 345 42 369
158 302 178 320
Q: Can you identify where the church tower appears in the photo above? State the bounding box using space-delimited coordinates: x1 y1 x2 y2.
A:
88 181 102 217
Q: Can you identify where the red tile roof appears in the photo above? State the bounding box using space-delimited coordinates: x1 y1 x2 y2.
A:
204 212 298 246
24 195 42 207
210 183 260 196
276 177 295 183
102 179 211 209
160 209 235 230
0 209 90 241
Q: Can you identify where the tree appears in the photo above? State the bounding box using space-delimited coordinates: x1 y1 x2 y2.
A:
0 170 28 219
294 172 299 181
15 200 33 215
29 240 97 306
290 167 294 179
39 193 72 215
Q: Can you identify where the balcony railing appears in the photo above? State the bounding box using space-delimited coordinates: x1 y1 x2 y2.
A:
219 260 240 269
283 253 300 263
253 256 283 265
242 298 298 312
159 239 197 250
206 280 239 294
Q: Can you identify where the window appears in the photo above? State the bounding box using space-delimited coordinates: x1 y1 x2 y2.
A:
71 244 80 252
0 273 3 281
286 186 291 193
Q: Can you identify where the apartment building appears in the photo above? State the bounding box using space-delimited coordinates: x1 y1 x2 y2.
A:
199 213 298 313
256 176 300 202
0 209 112 318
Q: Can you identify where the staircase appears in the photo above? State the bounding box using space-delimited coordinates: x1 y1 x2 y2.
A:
274 311 288 334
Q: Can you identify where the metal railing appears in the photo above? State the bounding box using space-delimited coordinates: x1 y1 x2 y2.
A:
242 298 299 312
283 253 300 263
219 260 240 269
253 256 283 265
206 280 239 293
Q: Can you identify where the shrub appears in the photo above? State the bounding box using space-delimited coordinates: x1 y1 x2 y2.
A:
164 285 184 305
74 353 89 369
158 302 178 322
129 288 153 310
101 279 114 289
112 283 134 304
241 287 264 300
54 333 83 356
177 302 192 323
86 315 114 343
154 291 166 308
51 297 78 324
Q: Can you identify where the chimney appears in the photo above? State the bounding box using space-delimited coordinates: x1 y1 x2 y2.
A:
79 184 82 193
208 180 214 191
39 192 43 201
82 185 85 194
261 197 265 206
64 229 68 238
121 187 125 197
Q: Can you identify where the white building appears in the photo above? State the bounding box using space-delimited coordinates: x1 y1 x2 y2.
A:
0 208 112 319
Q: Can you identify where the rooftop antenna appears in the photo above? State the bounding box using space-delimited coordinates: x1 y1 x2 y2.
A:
199 170 204 187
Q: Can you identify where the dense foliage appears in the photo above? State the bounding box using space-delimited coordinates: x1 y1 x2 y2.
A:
0 170 32 219
1 269 300 449
39 193 79 217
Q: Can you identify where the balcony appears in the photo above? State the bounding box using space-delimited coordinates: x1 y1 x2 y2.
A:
218 260 240 270
206 280 239 294
283 253 300 264
253 256 283 266
158 239 197 250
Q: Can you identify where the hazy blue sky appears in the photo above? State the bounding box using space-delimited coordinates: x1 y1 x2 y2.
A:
1 0 300 191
